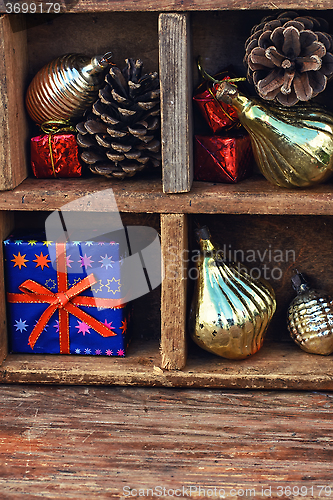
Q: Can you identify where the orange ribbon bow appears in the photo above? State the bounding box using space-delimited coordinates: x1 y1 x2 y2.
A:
7 242 122 353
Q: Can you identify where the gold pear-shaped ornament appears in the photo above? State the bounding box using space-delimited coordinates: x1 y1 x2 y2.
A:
189 226 276 360
216 81 333 188
287 271 333 355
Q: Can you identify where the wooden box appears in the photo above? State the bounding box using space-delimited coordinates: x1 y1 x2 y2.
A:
1 3 333 389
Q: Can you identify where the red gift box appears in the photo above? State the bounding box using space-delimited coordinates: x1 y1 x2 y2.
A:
193 69 240 133
31 132 82 178
194 133 253 183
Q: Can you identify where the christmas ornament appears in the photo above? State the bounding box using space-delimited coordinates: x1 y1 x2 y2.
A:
31 121 81 178
194 132 253 183
287 271 333 355
26 52 113 125
189 226 276 360
244 11 333 106
193 66 241 133
76 58 161 179
216 80 333 188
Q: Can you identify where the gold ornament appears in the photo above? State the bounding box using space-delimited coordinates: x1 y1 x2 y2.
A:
287 271 333 355
216 80 333 188
26 53 113 125
189 226 276 360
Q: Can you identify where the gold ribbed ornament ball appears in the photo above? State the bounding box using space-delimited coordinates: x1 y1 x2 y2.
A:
25 52 113 125
287 272 333 355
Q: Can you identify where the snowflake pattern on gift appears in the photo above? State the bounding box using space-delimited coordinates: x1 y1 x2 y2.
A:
73 241 81 246
53 320 60 333
15 240 23 245
75 348 81 354
68 278 82 288
103 319 116 333
84 348 91 354
28 240 37 246
90 280 103 293
79 254 94 269
75 321 90 336
11 252 28 270
85 241 94 247
106 277 121 294
120 318 128 335
117 349 125 356
14 318 28 332
43 240 53 247
34 320 48 332
33 252 51 270
3 239 10 245
95 349 102 355
99 254 114 270
105 349 113 356
66 255 74 268
45 279 56 291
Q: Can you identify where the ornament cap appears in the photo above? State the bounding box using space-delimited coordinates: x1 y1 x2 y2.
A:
83 52 113 76
195 226 211 242
291 271 310 294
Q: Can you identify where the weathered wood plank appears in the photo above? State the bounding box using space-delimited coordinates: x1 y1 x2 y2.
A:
159 13 193 193
2 176 333 215
0 15 28 190
1 340 333 390
0 385 332 499
160 213 188 369
0 211 14 363
4 0 331 13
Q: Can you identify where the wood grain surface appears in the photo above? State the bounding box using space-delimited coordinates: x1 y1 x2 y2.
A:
2 0 331 13
161 214 188 369
0 384 332 499
2 176 333 215
1 340 333 390
0 15 29 190
159 13 193 193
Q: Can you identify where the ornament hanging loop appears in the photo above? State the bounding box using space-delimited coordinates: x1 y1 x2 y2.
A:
197 57 246 85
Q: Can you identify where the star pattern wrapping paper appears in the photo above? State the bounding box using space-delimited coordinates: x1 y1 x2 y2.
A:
4 233 130 356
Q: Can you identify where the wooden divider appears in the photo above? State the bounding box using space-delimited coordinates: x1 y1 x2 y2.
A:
160 213 188 369
0 212 14 363
0 15 28 190
159 13 193 193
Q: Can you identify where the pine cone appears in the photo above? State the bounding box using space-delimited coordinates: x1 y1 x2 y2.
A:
244 11 333 106
76 59 161 179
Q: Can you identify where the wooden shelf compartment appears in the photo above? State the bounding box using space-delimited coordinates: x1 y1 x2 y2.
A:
0 11 160 191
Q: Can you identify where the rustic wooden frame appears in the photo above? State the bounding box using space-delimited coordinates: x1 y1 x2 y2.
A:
1 7 333 389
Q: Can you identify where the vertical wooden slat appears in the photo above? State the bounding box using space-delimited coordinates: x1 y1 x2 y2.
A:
0 211 14 364
160 213 188 370
159 13 193 194
0 15 28 190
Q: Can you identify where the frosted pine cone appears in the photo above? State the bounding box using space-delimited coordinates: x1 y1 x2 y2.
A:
244 11 333 106
76 59 161 179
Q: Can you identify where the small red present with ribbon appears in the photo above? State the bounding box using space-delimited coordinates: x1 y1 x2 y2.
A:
31 120 82 178
4 233 130 356
194 132 253 183
193 66 244 133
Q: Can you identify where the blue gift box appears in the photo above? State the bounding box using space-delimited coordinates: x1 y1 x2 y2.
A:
4 232 130 356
